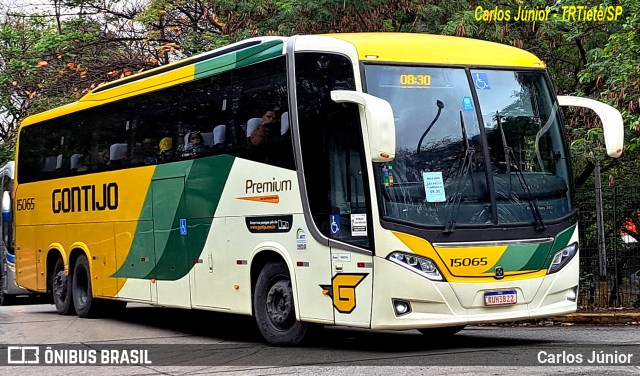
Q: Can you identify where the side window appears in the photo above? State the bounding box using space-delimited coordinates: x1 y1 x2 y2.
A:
64 115 91 174
18 120 67 183
17 126 40 183
127 90 180 166
17 55 296 183
173 70 232 160
91 102 129 171
228 56 294 169
295 53 371 249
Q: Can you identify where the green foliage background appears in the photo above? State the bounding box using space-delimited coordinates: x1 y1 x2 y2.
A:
0 0 638 177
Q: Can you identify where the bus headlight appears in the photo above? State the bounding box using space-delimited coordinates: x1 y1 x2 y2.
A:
387 252 445 281
547 243 578 274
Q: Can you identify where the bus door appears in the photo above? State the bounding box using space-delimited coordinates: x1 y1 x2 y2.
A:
151 176 191 307
294 51 374 326
327 133 374 328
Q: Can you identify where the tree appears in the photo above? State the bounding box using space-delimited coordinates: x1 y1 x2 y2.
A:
0 1 163 164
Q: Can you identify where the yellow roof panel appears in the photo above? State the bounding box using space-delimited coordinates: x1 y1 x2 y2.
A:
326 33 545 68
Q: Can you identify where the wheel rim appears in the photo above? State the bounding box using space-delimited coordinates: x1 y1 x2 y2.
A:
265 279 295 331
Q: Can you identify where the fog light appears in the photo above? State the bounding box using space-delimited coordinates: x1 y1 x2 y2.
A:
392 299 411 317
567 287 577 302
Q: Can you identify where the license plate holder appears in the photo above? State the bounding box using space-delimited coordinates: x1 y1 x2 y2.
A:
484 290 517 306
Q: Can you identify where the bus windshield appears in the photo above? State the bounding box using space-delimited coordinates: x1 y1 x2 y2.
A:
365 65 572 229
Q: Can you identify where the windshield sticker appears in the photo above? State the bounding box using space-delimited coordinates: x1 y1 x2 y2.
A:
382 164 395 186
423 171 446 202
350 214 367 236
330 214 341 235
473 72 491 90
462 96 474 110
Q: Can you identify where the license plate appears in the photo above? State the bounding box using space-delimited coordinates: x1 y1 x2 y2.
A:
484 290 517 306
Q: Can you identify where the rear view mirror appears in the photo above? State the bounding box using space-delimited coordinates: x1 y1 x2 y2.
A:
331 90 396 162
557 95 624 158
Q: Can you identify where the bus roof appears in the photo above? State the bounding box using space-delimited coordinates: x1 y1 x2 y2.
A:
325 33 545 68
20 36 287 127
20 33 545 127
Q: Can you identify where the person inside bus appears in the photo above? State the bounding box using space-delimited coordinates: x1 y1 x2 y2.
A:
248 110 277 146
85 144 109 172
158 136 175 162
179 131 210 157
132 137 159 165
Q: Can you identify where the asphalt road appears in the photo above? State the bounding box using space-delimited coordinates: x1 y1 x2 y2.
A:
1 300 639 375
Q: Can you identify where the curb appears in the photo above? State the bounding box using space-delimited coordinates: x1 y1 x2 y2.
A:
552 312 640 325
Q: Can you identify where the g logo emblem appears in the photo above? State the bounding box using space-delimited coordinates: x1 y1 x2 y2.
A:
320 273 367 314
495 266 504 280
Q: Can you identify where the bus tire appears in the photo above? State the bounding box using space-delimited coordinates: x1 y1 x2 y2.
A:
72 255 98 318
418 325 466 336
254 262 308 346
52 256 74 315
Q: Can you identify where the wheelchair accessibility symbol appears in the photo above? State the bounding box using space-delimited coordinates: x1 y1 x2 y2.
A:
473 73 491 90
330 214 340 235
180 218 187 235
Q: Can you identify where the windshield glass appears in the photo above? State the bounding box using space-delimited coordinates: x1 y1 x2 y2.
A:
365 65 572 229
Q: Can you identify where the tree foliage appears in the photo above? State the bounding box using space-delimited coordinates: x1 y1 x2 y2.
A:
0 0 638 179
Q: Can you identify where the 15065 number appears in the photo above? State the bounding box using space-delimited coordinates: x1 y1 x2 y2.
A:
16 198 35 211
449 257 488 267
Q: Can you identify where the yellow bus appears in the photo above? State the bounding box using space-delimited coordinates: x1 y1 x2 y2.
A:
14 33 623 345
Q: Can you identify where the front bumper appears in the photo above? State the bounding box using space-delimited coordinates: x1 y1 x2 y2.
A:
370 252 578 330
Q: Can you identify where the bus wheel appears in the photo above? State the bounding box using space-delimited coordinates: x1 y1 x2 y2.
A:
72 255 98 318
418 325 466 336
254 262 308 346
52 257 74 315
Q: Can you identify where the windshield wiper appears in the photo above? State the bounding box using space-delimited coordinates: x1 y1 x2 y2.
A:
416 100 444 154
496 111 546 231
443 111 475 233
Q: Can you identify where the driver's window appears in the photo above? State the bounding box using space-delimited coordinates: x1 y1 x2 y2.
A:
296 52 371 250
326 108 370 248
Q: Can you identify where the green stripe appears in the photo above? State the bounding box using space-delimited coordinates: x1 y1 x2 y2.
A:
518 241 553 271
114 220 156 278
542 224 577 268
483 223 577 274
113 155 235 280
194 40 283 81
485 243 547 273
